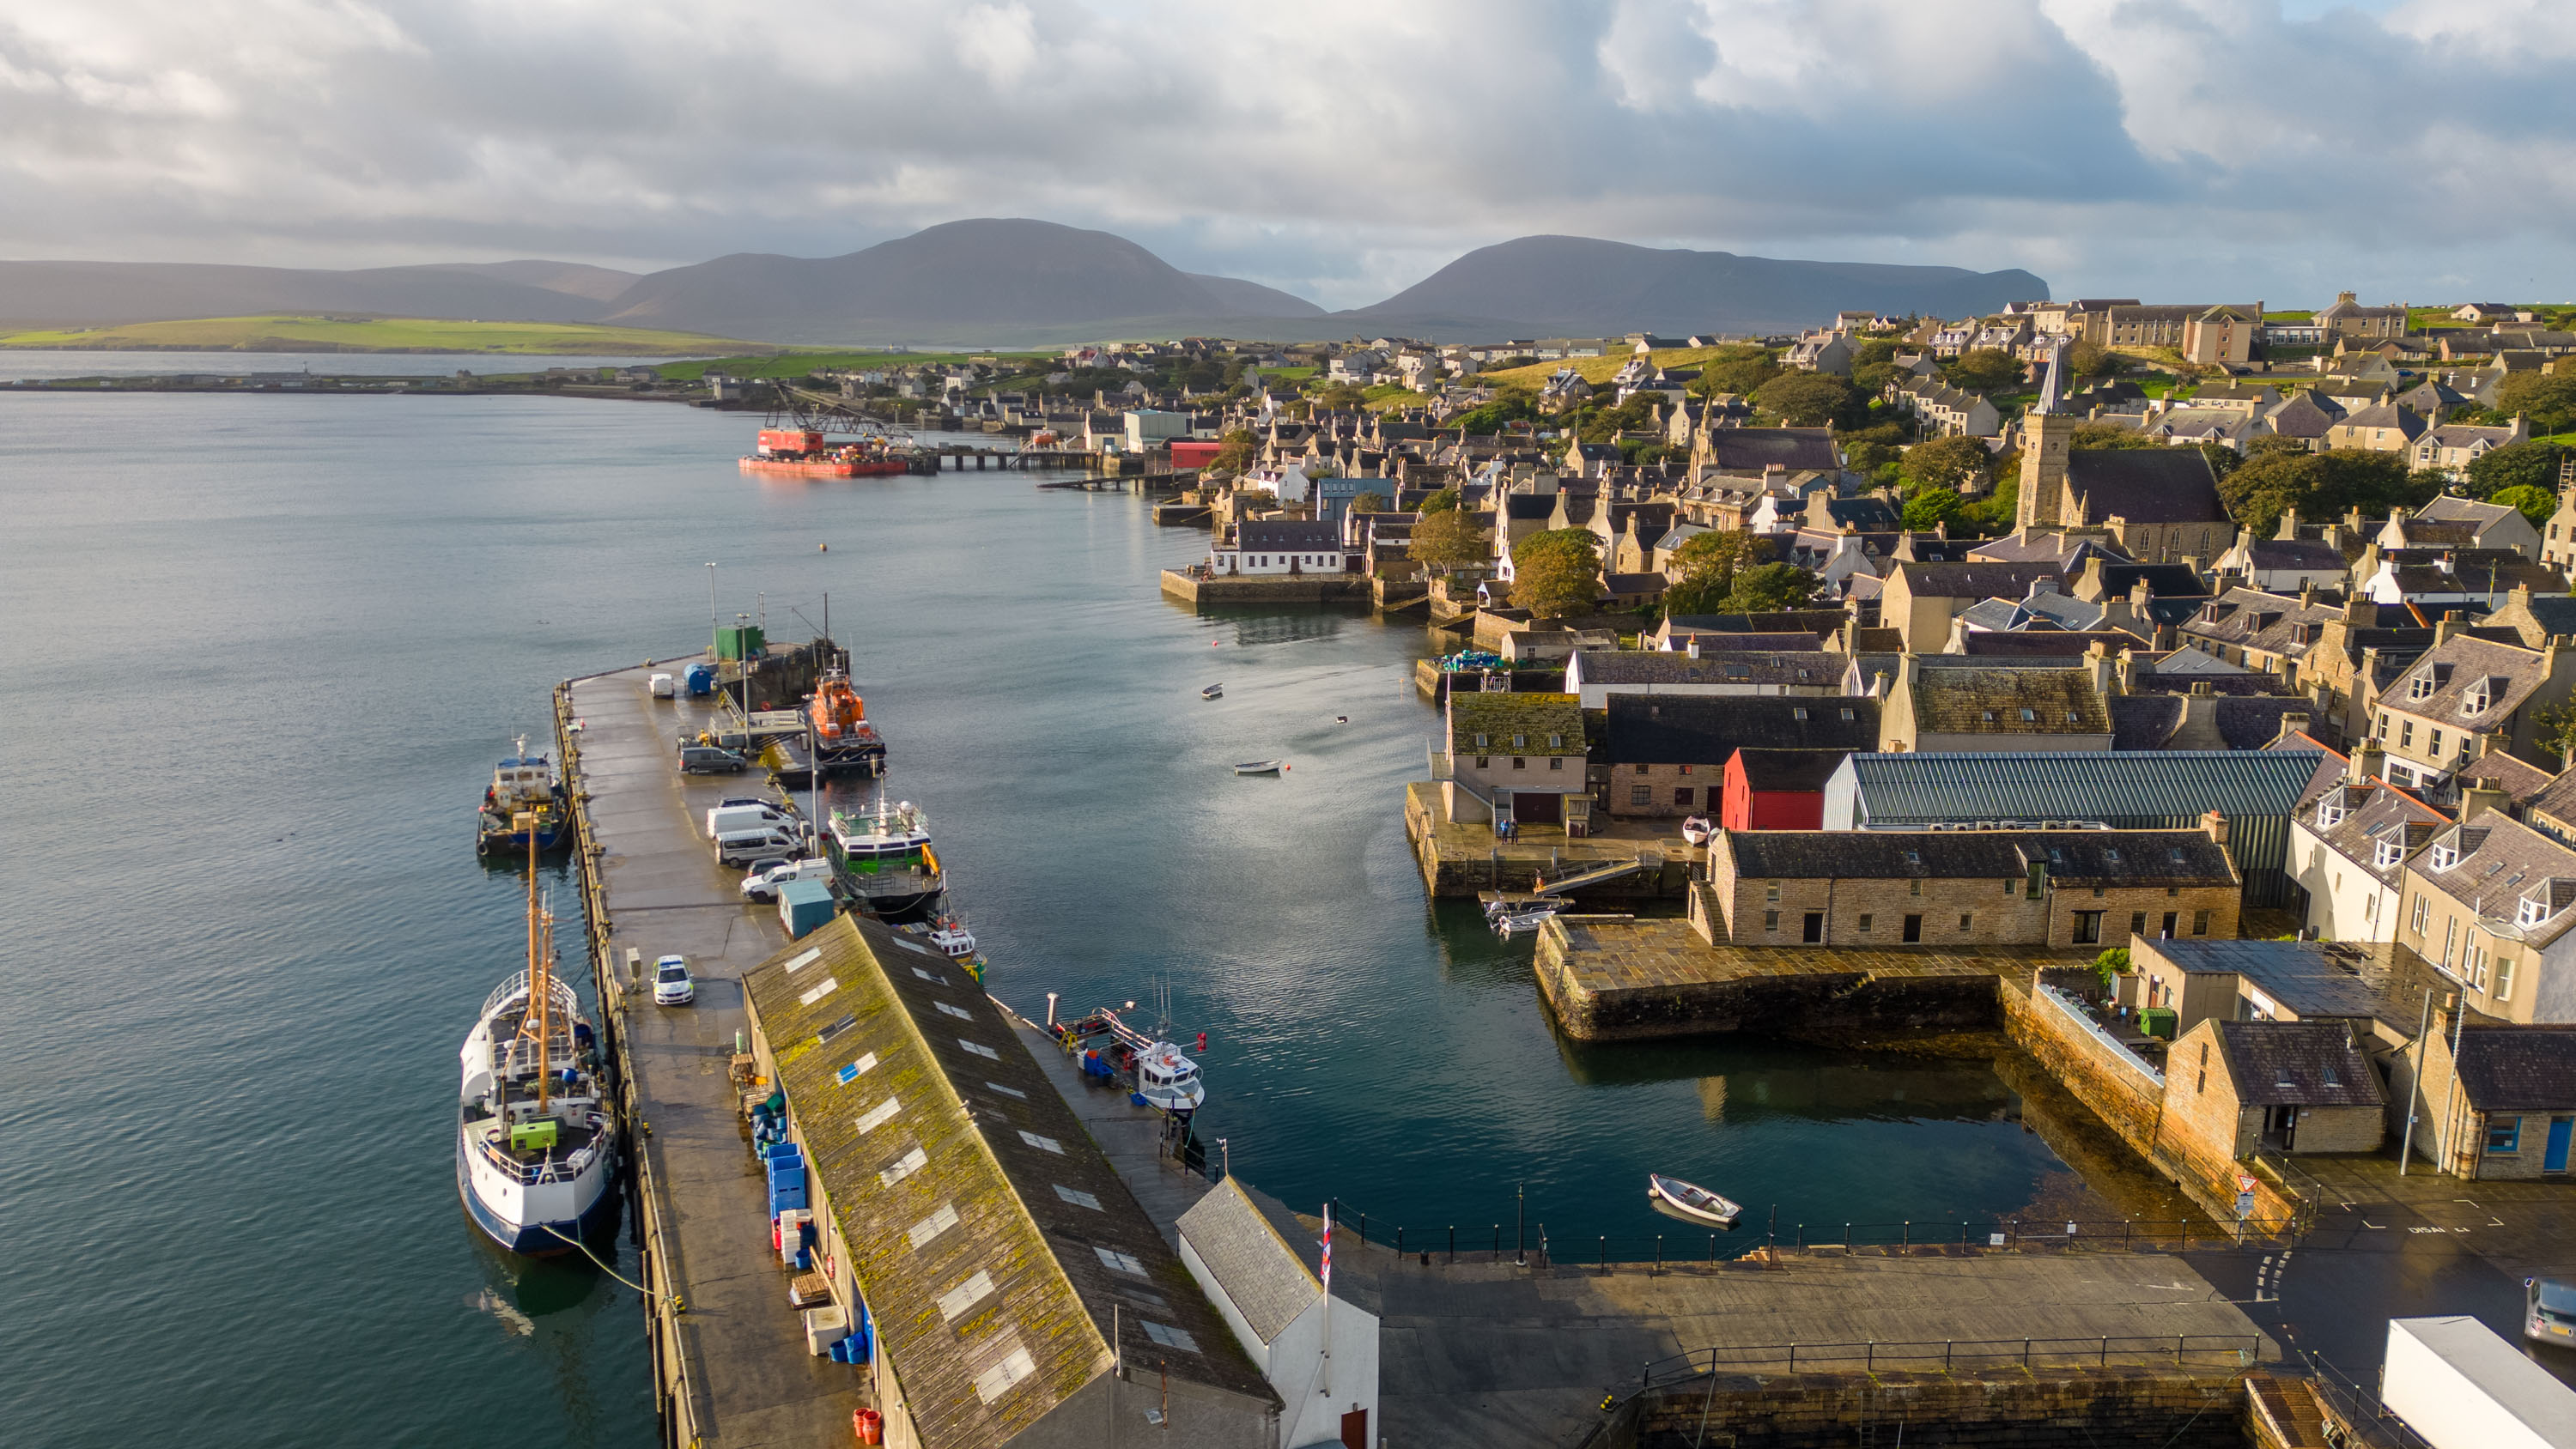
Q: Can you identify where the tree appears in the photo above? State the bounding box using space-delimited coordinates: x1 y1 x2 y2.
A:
1407 508 1488 573
2465 440 2573 500
2493 483 2559 528
1314 382 1369 409
2217 446 2438 538
1452 391 1537 435
1900 435 1990 493
1751 373 1860 427
2494 373 2576 436
2534 699 2576 769
2068 342 2116 379
1509 529 1601 619
1946 348 2025 392
2069 421 2159 450
1668 530 1764 598
1901 488 1959 530
1722 561 1820 613
1208 428 1257 475
1693 346 1781 398
1350 492 1388 513
1419 487 1461 514
1660 570 1733 618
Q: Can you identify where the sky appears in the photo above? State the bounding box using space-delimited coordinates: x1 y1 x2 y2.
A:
1 0 2569 310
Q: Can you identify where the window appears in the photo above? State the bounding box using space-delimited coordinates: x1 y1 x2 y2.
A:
1550 756 1563 770
1764 910 1780 931
2429 730 2444 759
1054 1185 1103 1210
2073 911 2104 945
2316 801 2345 829
1857 913 1874 933
2375 839 2402 869
2020 708 2037 722
2409 676 2434 700
1095 1246 1147 1276
1679 764 1693 775
1903 914 1923 943
1630 785 1651 806
1674 787 1693 806
1909 878 1922 897
2488 1117 2523 1154
1020 1131 1063 1154
1765 882 1781 902
1549 733 1563 749
2431 844 2459 871
1793 707 1808 719
2520 898 2548 927
2497 955 2517 1001
1475 756 1489 769
1513 734 1526 749
1512 756 1526 770
2411 894 2429 932
2192 910 2210 936
2400 720 2414 749
2375 713 2389 741
1959 913 1972 931
1140 1321 1200 1352
937 1271 997 1322
1634 763 1649 775
2131 912 2146 937
2005 878 2018 894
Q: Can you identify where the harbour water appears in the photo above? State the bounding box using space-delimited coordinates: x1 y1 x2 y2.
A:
0 349 703 380
1 394 2142 1446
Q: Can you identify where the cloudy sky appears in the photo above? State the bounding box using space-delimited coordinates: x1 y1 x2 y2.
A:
3 0 2569 308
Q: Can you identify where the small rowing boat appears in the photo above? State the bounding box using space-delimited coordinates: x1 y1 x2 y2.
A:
1648 1173 1741 1228
1201 683 1224 700
1232 760 1283 775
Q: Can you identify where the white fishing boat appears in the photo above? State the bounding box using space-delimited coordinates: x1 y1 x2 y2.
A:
457 827 617 1255
1494 907 1558 937
924 913 976 959
1647 1173 1741 1228
1056 998 1206 1119
1201 683 1224 700
1232 760 1283 775
1680 815 1713 846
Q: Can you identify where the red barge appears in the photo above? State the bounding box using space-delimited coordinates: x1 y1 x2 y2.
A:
740 428 912 477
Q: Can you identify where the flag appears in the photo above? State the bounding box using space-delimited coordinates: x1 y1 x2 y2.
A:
1320 1203 1332 1292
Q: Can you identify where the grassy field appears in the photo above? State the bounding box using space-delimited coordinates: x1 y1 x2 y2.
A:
0 314 783 356
1478 346 1736 390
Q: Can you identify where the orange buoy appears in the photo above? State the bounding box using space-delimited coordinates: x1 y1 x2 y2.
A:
819 543 828 552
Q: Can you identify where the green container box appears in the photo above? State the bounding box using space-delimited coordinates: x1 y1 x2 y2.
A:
2137 1007 2177 1040
511 1119 561 1150
714 624 767 661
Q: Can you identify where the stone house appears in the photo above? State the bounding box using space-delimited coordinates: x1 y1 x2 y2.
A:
1599 694 1878 820
2322 403 2427 454
2159 1019 2385 1159
2409 420 2531 477
1696 826 2239 949
2368 625 2576 794
1878 658 2115 754
2314 291 2409 341
1878 560 2068 652
2180 305 2263 366
2397 807 2576 1023
1442 692 1591 833
2017 412 2239 565
2382 498 2540 560
2407 1020 2576 1179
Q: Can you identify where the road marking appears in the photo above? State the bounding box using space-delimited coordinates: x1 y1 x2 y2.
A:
2361 1217 2385 1229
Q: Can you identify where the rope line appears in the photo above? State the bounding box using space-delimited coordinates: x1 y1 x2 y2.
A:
538 1222 678 1308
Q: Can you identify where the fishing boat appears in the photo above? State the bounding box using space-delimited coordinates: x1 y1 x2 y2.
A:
1054 1003 1206 1120
923 912 977 960
806 668 888 776
826 799 944 922
1647 1173 1741 1228
1232 760 1283 775
1493 905 1559 937
457 828 617 1255
476 739 571 857
1680 816 1713 846
1201 683 1224 700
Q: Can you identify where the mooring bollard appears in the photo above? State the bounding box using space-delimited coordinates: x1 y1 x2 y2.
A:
1449 1225 1455 1264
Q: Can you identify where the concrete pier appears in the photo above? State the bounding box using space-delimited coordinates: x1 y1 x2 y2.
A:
557 659 864 1448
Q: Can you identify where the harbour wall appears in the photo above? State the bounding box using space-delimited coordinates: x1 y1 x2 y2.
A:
1590 1367 2255 1449
1159 568 1370 605
1533 925 2007 1044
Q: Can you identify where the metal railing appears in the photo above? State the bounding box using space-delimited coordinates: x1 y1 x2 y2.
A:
1636 1334 2264 1387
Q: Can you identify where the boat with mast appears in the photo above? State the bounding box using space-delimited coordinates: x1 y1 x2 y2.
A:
475 737 571 857
456 822 617 1254
1052 988 1206 1123
806 667 887 777
825 798 945 922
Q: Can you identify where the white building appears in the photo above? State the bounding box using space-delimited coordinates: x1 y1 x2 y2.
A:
2287 750 2445 943
1210 519 1346 576
1178 1179 1380 1449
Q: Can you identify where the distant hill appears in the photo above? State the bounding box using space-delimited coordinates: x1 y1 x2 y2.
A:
0 222 2046 347
1346 235 2046 338
597 219 1326 343
0 260 611 330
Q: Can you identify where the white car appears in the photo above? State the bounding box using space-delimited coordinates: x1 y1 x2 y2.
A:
652 955 695 1005
742 857 834 901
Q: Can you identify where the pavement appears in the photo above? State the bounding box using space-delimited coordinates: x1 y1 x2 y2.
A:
568 663 867 1447
2190 1149 2576 1402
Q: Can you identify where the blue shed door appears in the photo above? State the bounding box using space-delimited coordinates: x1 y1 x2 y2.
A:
2547 1116 2573 1173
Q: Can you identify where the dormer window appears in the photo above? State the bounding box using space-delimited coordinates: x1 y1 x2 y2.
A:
2463 682 2490 715
2408 676 2435 700
2375 839 2403 869
2317 801 2346 828
2519 896 2549 926
2020 708 2037 722
2431 843 2460 871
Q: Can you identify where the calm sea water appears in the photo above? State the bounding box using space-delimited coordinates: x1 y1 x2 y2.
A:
1 349 699 380
0 395 2107 1446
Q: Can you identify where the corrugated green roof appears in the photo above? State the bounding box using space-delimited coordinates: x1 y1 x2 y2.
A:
742 918 1272 1447
1843 749 2325 824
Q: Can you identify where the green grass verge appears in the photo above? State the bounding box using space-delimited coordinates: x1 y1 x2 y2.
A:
0 313 780 356
653 349 1049 382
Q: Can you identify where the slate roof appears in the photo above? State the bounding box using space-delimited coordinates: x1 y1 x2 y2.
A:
2215 1020 2385 1108
1725 828 2234 884
2092 561 2210 598
2244 539 2350 574
1730 747 1850 792
739 918 1273 1447
1905 667 2112 735
1670 633 1826 652
1449 692 1584 752
1961 630 2148 658
1577 652 1844 690
2181 588 2339 664
2298 776 2445 892
2063 448 2229 524
1236 519 1341 551
1839 749 2328 824
1890 561 2066 599
1503 494 1556 520
2380 634 2555 727
1706 427 1840 472
2453 1027 2576 1111
1816 495 1901 531
1604 694 1879 766
1175 1178 1318 1346
2409 813 2576 948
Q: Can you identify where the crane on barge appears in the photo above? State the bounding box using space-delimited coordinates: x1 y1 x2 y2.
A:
740 384 918 477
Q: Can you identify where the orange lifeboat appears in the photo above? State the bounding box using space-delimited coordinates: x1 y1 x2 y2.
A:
810 672 866 742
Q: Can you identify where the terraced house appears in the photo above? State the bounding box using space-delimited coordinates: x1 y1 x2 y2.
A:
2289 750 2447 943
2368 625 2576 797
1441 691 1591 832
2397 809 2576 1023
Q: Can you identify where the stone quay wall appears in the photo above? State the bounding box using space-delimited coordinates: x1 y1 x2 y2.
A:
1592 1367 2254 1449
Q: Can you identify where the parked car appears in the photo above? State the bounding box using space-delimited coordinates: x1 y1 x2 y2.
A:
706 802 793 839
743 857 835 901
2528 1276 2576 1344
678 744 747 774
714 826 802 869
652 955 694 1005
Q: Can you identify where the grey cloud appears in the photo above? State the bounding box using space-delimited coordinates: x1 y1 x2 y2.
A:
0 0 2571 307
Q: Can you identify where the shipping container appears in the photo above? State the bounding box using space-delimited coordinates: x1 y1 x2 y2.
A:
779 879 836 938
758 429 825 454
714 624 767 661
2381 1315 2576 1449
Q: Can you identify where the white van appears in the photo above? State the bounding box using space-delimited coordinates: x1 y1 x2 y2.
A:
742 857 834 901
714 827 802 869
649 672 677 699
706 802 792 839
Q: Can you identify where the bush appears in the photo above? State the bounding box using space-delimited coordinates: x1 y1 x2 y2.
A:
2493 483 2558 528
2219 446 2438 538
1901 435 1991 492
2494 373 2576 435
1946 348 2024 392
2464 440 2573 500
1509 529 1601 619
1752 373 1862 428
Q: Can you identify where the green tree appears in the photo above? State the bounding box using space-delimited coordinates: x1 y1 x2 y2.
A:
2068 342 2116 379
1509 529 1602 619
1692 346 1781 398
1844 437 1902 475
1418 486 1461 514
2493 483 2559 528
1901 488 1959 530
1350 492 1388 514
1722 561 1820 613
1752 373 1861 427
2534 699 2576 768
1900 435 1990 492
1452 391 1538 435
1407 508 1488 573
2093 948 2130 995
1668 530 1764 599
2465 440 2573 500
2494 373 2576 435
1314 382 1369 409
2217 446 2438 538
1659 570 1734 618
1208 428 1257 475
2069 421 2159 450
1946 348 2025 392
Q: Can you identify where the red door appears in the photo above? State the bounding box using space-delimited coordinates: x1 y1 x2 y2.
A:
1341 1408 1370 1449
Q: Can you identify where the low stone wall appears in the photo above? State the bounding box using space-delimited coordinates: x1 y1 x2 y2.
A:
1158 569 1369 604
1599 1367 2252 1449
1534 921 2014 1042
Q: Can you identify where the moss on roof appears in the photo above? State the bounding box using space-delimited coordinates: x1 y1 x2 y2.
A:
1909 668 2111 735
1448 691 1584 750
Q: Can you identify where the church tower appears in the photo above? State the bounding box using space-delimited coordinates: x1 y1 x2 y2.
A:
2018 410 2076 531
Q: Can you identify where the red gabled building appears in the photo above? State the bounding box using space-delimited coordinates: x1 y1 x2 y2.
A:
1721 748 1851 832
